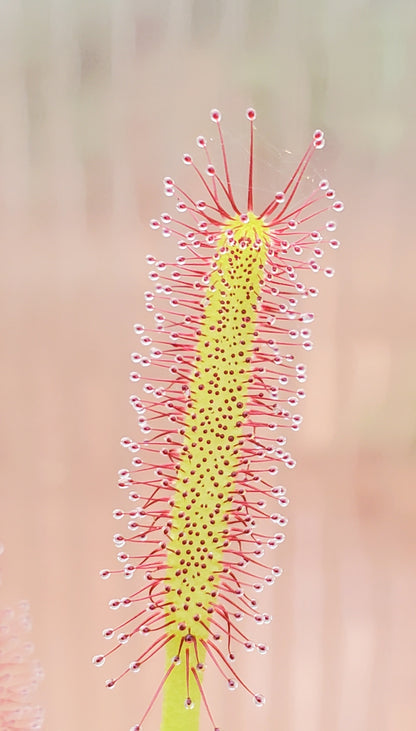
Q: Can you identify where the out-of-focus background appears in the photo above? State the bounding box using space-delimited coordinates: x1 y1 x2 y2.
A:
1 1 415 730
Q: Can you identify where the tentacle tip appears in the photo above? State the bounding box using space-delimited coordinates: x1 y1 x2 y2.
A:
210 108 222 123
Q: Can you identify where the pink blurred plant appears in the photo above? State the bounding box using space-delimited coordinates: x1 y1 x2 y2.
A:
0 545 43 730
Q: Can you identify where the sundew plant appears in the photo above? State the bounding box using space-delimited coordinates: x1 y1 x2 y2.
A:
94 109 342 731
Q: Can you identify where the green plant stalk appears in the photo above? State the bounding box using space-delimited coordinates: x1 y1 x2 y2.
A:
160 639 207 731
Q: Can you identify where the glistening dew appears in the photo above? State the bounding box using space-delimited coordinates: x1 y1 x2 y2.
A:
93 109 343 731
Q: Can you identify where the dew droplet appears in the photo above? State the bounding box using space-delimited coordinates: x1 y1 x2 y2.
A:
210 109 221 123
92 654 105 667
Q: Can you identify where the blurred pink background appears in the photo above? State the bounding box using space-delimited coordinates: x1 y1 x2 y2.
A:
1 2 415 730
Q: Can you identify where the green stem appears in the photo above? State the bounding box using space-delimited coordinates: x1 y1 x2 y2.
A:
160 638 207 731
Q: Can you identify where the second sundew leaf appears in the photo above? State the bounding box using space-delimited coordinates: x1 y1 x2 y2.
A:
94 108 343 731
169 214 269 604
160 214 269 730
